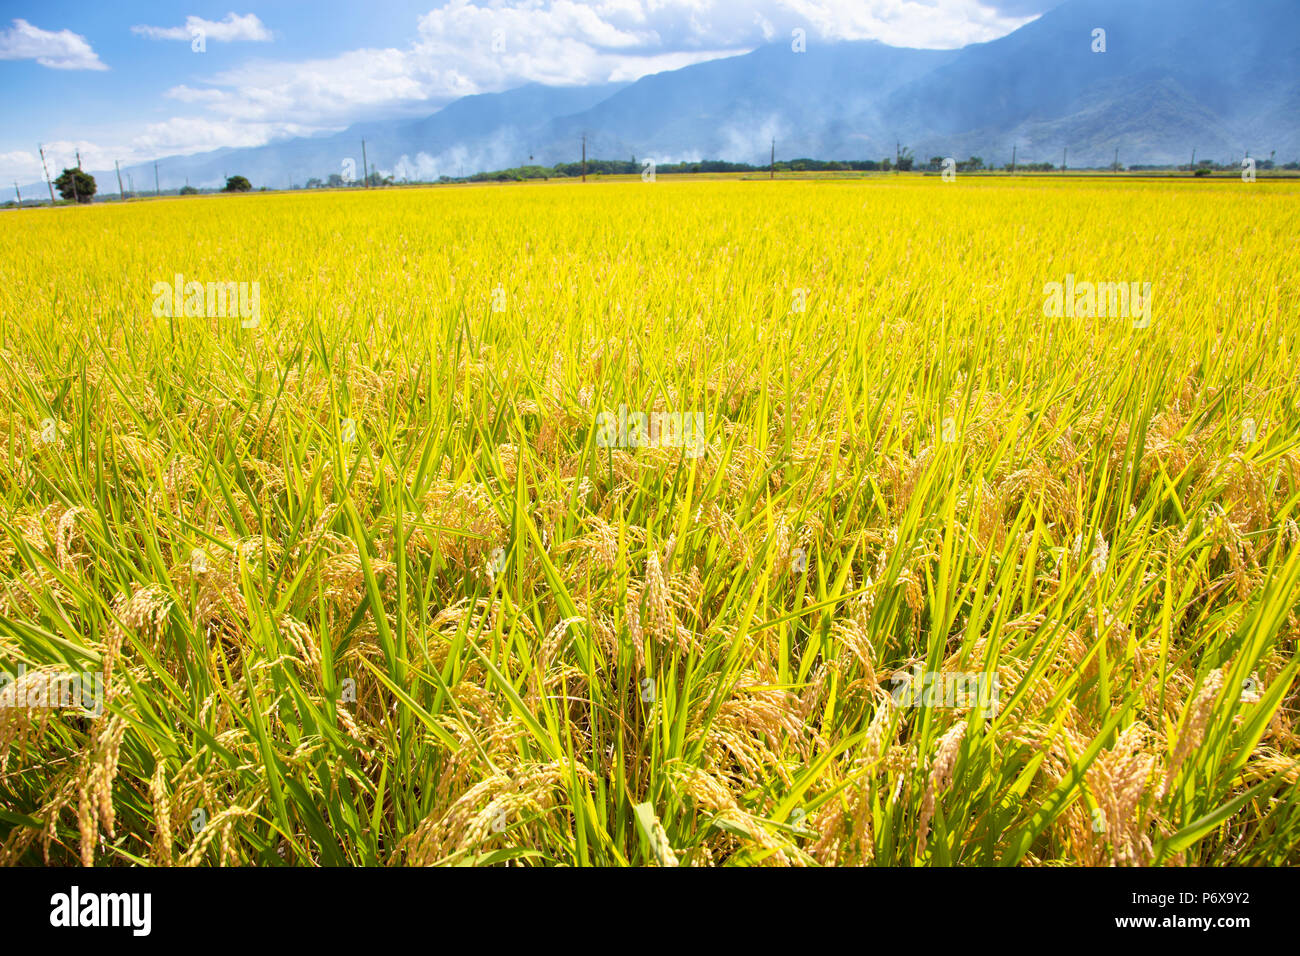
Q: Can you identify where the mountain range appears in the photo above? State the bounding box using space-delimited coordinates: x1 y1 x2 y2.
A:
42 0 1300 193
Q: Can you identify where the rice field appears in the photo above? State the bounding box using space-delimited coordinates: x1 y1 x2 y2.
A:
1 175 1298 866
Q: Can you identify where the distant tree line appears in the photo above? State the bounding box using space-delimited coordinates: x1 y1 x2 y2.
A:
284 153 1300 186
13 150 1300 211
275 151 1300 190
305 171 393 188
422 156 930 183
1131 159 1297 172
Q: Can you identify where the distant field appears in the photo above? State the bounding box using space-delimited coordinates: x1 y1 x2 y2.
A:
1 176 1297 866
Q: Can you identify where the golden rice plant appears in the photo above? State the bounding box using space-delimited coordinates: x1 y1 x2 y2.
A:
0 175 1296 866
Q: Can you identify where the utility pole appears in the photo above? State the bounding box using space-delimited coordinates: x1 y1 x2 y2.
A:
71 152 79 203
1062 147 1067 172
38 145 55 203
13 182 20 206
361 139 369 188
1190 148 1196 172
115 160 125 199
582 134 587 182
895 140 900 174
1011 144 1017 175
1113 147 1119 173
770 138 775 180
155 161 161 196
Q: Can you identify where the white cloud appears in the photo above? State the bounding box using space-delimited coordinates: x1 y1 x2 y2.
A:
10 141 115 184
156 2 753 134
406 0 1034 54
2 149 41 185
132 13 271 43
162 47 445 126
406 1 745 90
0 18 106 70
159 0 1037 134
130 117 312 155
779 0 1035 49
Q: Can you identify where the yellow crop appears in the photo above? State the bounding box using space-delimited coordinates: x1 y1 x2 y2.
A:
0 175 1297 865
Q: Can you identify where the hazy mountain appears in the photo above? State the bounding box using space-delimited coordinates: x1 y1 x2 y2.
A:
879 0 1300 165
557 0 1300 167
526 41 958 165
107 81 627 192
37 0 1300 195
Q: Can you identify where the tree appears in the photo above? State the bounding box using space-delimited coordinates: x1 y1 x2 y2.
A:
54 167 96 203
179 185 199 195
223 175 252 192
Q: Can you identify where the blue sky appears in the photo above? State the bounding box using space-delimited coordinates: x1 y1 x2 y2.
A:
1 1 1057 187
